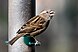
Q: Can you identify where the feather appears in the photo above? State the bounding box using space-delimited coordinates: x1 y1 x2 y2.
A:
8 9 55 45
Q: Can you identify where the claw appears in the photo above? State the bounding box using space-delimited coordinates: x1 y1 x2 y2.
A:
35 41 41 46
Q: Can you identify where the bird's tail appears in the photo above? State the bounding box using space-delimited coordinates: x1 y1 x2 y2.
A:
6 34 23 45
9 36 20 45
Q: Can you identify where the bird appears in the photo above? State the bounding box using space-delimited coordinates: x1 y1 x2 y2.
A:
7 9 55 45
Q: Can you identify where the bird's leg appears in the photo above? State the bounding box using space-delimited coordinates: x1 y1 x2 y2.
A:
33 38 41 46
28 37 41 46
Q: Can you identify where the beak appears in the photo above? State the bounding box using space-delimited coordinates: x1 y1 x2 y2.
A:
50 11 55 18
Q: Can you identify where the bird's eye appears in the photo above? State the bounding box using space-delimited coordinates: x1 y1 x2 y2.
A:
46 11 48 13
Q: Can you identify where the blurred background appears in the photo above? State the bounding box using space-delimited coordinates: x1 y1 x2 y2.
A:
0 0 8 52
0 0 78 52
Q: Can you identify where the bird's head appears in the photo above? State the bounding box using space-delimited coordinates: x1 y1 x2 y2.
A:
40 9 55 20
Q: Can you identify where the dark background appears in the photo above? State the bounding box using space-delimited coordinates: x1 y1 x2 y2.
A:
0 0 8 52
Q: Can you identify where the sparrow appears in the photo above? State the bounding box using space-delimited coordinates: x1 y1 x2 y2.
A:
7 9 55 45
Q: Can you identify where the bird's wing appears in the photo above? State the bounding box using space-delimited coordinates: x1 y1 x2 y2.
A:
17 15 40 34
17 26 36 34
30 27 46 37
30 20 50 37
26 15 39 24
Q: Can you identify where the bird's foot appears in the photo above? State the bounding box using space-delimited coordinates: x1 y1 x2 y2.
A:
35 41 41 46
29 41 41 46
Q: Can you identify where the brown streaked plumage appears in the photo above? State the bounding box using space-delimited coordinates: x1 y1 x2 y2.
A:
8 9 55 45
